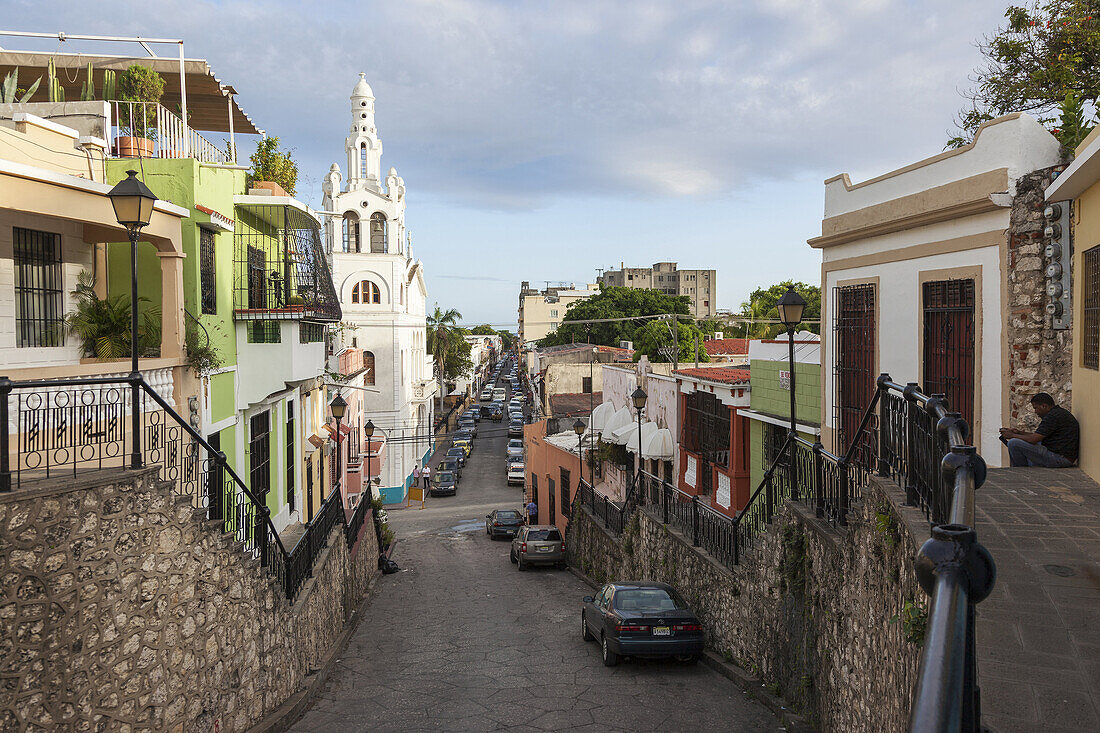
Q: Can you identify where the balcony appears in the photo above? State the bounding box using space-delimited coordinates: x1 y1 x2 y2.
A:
232 196 342 323
109 101 230 164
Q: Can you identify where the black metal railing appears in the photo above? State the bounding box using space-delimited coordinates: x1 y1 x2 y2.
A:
1 373 382 603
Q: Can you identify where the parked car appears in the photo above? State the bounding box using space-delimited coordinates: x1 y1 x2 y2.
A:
456 419 477 437
480 387 494 401
446 446 467 467
509 420 525 438
485 509 524 539
492 388 507 402
506 439 524 458
438 457 462 482
506 463 525 486
464 408 482 423
580 582 704 667
452 438 472 457
510 526 566 570
430 470 458 497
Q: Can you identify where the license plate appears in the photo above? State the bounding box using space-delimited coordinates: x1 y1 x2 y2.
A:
538 546 552 552
652 627 671 636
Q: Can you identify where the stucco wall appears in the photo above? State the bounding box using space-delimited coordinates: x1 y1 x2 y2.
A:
0 467 380 733
568 476 926 732
1072 180 1100 482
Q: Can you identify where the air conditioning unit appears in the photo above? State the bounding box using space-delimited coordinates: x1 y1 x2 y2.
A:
711 332 723 340
619 341 633 350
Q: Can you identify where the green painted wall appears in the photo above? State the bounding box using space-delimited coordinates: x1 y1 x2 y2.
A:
748 359 821 491
105 159 245 366
209 372 235 423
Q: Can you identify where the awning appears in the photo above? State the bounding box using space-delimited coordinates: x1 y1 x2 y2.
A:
641 427 675 460
604 407 635 445
590 400 616 432
627 421 658 453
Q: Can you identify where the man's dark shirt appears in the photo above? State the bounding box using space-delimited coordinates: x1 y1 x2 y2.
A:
1036 406 1080 464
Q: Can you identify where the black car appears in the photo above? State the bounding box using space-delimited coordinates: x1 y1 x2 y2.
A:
446 446 467 467
456 420 477 438
581 582 704 667
463 409 482 423
438 457 462 482
485 509 524 539
430 470 458 497
508 420 525 438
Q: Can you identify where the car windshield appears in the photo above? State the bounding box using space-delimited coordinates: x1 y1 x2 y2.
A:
526 529 563 541
612 588 688 612
436 471 454 482
448 448 463 455
496 511 521 520
508 440 522 447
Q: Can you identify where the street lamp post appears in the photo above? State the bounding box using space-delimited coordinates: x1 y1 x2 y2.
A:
330 392 347 497
107 170 158 470
573 419 586 497
631 387 647 484
777 286 807 501
364 418 375 495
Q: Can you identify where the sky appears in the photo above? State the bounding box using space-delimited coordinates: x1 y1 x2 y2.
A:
4 0 1012 328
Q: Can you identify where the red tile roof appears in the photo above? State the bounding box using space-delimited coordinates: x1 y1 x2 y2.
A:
549 392 602 417
703 338 749 355
673 367 750 385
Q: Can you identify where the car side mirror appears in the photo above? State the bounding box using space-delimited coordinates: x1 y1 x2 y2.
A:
582 596 594 604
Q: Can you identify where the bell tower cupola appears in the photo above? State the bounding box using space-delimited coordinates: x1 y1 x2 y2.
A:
345 73 383 190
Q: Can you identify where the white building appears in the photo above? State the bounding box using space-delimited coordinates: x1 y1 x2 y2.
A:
810 113 1062 465
322 74 435 503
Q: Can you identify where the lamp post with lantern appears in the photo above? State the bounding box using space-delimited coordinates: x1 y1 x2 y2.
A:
107 170 158 469
330 392 347 496
631 387 647 482
364 419 376 495
573 418 586 497
776 286 807 439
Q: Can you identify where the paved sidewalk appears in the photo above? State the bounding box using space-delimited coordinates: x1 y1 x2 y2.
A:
975 468 1100 733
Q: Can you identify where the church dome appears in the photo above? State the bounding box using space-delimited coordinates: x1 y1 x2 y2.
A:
352 73 374 99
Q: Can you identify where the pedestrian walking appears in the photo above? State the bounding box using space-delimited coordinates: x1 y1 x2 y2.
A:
526 500 538 525
422 464 431 489
412 465 420 487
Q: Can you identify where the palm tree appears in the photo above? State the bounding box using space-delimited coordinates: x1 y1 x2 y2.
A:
426 304 462 418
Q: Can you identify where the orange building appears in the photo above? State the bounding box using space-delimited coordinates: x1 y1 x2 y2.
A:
523 419 589 536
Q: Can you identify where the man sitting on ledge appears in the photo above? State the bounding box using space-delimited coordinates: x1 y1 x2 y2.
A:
1000 392 1079 468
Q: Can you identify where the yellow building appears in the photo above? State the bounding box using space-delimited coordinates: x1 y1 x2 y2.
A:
517 281 599 347
1044 129 1100 482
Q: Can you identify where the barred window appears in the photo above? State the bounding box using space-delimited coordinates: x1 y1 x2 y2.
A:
14 227 63 347
560 467 571 518
1085 245 1100 370
249 411 271 497
247 321 281 343
763 422 789 470
200 227 217 314
299 322 325 343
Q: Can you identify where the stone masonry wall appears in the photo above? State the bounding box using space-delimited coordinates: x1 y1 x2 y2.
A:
568 478 927 732
1007 165 1073 423
0 467 380 733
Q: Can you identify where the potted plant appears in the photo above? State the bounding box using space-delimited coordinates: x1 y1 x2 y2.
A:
64 272 161 360
248 136 298 196
116 65 165 158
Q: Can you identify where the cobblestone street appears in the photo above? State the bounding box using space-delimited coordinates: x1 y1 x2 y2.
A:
290 398 781 732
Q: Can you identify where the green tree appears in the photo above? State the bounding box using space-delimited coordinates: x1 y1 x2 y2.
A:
633 319 711 363
427 304 462 409
727 281 821 339
249 136 299 195
950 1 1099 151
536 287 692 347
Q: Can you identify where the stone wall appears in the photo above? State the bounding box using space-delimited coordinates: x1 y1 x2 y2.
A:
0 467 380 733
1007 165 1073 423
568 477 927 732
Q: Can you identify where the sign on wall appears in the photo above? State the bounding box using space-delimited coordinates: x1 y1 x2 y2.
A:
779 371 791 390
685 455 697 488
716 472 731 509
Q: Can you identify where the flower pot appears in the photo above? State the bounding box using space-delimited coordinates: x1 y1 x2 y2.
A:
250 180 289 197
116 136 154 158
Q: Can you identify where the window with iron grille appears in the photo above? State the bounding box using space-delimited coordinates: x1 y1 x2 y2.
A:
682 391 730 468
14 227 63 347
286 402 296 512
582 376 592 394
199 227 217 314
249 411 271 497
548 476 556 523
530 473 538 505
299 322 325 343
922 279 976 429
560 467 571 517
763 422 789 470
247 321 281 343
1084 245 1100 370
834 283 876 455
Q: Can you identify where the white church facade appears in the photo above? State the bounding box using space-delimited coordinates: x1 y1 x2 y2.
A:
323 73 436 504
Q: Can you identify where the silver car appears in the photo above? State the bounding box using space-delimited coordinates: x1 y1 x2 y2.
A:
506 439 524 458
510 525 566 570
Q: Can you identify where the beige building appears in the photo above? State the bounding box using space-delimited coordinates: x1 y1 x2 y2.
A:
597 261 717 317
517 281 599 346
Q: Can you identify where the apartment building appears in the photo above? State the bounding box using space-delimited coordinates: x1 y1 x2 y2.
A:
597 261 717 317
517 280 599 346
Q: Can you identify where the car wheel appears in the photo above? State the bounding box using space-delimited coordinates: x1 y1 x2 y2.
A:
601 634 618 667
581 613 594 641
557 561 567 570
510 549 517 564
675 654 699 664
